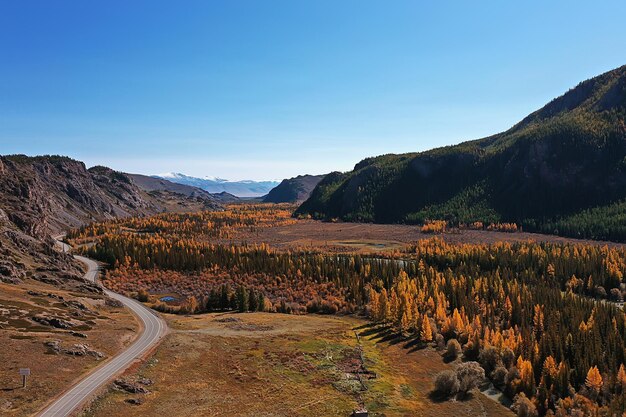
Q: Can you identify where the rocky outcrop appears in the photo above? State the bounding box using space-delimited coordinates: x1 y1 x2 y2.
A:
32 315 74 329
0 262 24 284
0 156 158 237
44 340 105 359
114 378 150 394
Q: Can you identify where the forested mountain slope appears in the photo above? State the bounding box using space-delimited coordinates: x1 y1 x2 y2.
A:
297 65 626 241
263 174 325 203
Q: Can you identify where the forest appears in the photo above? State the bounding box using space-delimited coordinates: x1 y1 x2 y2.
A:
295 65 626 243
70 204 626 416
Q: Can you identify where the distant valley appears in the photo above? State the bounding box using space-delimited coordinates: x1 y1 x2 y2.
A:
2 65 626 417
156 172 279 198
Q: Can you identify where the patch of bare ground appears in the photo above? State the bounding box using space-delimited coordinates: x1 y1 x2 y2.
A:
82 312 512 417
0 280 138 416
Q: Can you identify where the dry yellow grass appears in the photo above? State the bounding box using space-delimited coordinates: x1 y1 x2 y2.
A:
0 281 138 416
82 312 512 417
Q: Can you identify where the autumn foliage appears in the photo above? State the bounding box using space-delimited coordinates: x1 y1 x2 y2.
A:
70 205 626 416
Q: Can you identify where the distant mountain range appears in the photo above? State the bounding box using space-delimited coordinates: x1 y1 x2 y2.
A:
157 172 279 198
297 64 626 241
127 173 237 203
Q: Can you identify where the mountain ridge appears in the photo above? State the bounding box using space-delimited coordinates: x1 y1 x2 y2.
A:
296 64 626 241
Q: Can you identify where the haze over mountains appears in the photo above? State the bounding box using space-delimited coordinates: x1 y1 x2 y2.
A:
157 172 279 198
297 64 626 241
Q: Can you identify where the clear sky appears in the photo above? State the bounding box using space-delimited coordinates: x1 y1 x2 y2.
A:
1 1 625 180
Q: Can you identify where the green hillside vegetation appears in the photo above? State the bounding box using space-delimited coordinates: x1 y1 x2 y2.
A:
296 65 626 241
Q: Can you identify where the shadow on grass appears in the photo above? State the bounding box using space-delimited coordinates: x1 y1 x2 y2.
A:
442 353 459 363
354 324 406 346
403 335 427 352
428 390 475 403
353 322 377 331
355 323 391 337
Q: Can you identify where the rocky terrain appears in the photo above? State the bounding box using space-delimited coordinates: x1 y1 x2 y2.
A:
0 155 224 286
0 155 223 237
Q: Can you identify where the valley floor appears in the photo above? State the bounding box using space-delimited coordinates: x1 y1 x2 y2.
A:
81 312 512 417
219 219 626 253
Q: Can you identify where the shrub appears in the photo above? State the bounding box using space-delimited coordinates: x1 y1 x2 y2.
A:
492 366 508 388
502 347 516 369
136 289 149 302
435 333 445 351
479 346 501 375
512 393 538 417
433 370 460 398
462 338 480 361
445 339 462 360
610 287 623 302
456 361 485 396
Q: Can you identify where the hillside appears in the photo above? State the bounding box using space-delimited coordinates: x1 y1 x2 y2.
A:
262 174 325 203
127 173 229 206
128 173 213 198
297 65 626 241
0 155 223 285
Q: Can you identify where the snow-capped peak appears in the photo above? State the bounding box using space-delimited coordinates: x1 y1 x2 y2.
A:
154 172 280 197
158 172 187 179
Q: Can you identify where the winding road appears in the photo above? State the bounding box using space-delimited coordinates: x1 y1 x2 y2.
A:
37 238 167 417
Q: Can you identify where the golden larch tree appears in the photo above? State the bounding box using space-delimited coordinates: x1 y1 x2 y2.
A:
420 314 433 342
585 366 603 392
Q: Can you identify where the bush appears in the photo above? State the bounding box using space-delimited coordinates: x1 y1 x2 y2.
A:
456 361 485 396
502 347 516 369
478 346 501 375
505 367 521 396
136 290 149 302
491 366 508 388
435 333 445 351
610 287 623 302
511 393 538 417
462 339 480 361
445 339 462 360
433 370 460 398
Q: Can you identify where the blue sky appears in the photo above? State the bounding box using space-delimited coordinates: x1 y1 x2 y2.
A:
1 1 625 180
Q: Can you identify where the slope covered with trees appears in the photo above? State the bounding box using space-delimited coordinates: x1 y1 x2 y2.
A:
296 65 626 241
262 174 325 203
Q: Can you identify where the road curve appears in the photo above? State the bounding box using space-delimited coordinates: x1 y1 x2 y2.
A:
37 239 167 417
